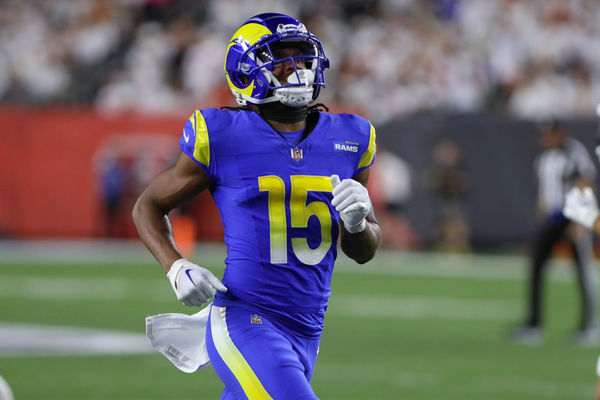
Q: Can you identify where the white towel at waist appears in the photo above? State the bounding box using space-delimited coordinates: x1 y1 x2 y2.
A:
145 304 211 373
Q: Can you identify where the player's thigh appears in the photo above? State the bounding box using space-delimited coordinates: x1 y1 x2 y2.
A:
207 305 318 400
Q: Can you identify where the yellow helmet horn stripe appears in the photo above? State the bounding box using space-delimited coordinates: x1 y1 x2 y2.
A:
229 22 272 46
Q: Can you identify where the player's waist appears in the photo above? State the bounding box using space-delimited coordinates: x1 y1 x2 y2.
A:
213 290 326 338
216 280 330 314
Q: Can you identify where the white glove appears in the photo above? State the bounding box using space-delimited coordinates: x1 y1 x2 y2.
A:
331 175 372 233
167 259 227 307
563 187 599 230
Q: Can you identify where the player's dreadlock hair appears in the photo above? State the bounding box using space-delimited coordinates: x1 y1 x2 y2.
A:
308 103 329 113
219 105 256 112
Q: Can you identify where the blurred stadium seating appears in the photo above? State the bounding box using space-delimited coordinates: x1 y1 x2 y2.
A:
2 0 600 120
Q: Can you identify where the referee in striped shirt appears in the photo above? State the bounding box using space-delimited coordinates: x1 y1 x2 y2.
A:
513 120 598 346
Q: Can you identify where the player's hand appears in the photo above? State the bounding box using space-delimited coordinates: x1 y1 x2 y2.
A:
563 186 599 230
331 174 372 233
167 259 227 307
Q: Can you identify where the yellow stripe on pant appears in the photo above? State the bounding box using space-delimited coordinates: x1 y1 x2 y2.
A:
210 306 273 400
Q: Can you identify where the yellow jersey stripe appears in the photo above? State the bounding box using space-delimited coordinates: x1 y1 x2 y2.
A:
358 122 376 169
210 306 273 399
192 110 210 166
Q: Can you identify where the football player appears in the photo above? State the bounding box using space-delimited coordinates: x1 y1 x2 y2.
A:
133 13 381 399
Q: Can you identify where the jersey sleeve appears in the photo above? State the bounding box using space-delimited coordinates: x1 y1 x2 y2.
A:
354 120 377 177
179 109 217 181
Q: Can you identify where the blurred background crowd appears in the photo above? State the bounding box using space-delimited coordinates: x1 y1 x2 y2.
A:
2 0 600 124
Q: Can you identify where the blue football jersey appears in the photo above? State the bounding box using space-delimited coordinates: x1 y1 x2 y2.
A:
179 108 376 312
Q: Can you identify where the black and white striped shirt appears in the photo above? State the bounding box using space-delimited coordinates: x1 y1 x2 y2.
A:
535 137 596 214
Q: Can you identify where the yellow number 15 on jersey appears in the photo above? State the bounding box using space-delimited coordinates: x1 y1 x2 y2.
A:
258 175 333 266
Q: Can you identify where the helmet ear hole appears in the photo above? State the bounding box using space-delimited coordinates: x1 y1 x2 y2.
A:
229 70 255 89
238 75 250 85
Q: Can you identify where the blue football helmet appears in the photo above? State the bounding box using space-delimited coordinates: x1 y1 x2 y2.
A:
224 13 329 106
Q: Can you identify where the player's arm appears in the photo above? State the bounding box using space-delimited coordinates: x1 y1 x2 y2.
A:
132 152 226 307
132 152 211 270
331 168 381 264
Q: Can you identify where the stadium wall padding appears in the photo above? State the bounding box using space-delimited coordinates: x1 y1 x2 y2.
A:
0 107 224 240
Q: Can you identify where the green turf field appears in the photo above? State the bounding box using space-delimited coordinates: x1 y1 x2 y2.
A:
0 242 597 399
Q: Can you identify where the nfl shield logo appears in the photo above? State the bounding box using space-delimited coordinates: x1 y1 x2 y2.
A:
291 148 303 161
250 314 262 325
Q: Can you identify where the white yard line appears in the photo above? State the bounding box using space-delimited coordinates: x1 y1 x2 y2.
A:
0 322 153 358
0 261 582 305
0 240 587 283
471 375 592 398
315 361 440 388
0 293 517 360
329 295 519 321
0 240 221 265
334 252 587 282
317 362 590 399
0 276 173 301
0 276 133 300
